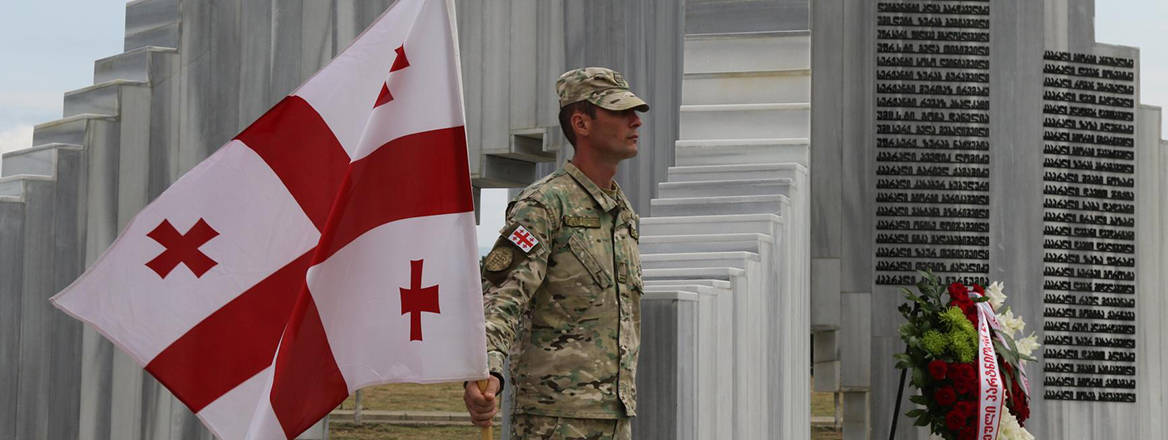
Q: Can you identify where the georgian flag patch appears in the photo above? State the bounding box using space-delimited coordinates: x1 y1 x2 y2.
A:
508 225 540 253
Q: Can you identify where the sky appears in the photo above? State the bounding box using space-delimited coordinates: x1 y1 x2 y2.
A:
0 1 1164 254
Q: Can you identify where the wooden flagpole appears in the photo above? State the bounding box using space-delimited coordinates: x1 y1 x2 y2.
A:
477 380 493 439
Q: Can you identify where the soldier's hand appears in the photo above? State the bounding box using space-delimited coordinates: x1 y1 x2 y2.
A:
463 376 500 427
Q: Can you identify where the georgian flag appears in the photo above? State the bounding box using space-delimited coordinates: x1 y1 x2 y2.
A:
50 0 487 438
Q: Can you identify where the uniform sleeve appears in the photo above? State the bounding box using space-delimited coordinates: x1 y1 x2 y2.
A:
482 197 558 374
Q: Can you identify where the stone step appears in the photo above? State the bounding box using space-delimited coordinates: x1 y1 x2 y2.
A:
1 144 83 177
125 0 180 51
63 80 148 117
641 289 702 301
641 213 782 237
94 46 177 83
641 251 760 271
639 233 771 254
473 155 540 188
684 31 810 74
640 283 730 297
682 69 811 105
643 267 745 282
666 163 808 183
0 175 54 201
643 279 732 290
679 103 810 140
658 178 793 199
674 138 809 167
650 194 789 217
481 127 561 163
32 114 117 146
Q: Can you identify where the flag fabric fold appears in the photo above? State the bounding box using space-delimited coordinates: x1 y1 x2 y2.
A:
51 0 487 438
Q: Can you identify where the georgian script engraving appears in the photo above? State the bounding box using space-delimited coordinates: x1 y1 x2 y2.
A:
875 1 991 286
1041 50 1137 403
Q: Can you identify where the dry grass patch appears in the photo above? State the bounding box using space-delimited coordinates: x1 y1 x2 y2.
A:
339 382 467 412
330 424 499 440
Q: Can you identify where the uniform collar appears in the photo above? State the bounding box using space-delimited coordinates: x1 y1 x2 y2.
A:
564 161 620 212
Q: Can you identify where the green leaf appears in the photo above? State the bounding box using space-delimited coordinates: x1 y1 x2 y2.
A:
913 415 930 426
909 395 929 405
906 409 926 418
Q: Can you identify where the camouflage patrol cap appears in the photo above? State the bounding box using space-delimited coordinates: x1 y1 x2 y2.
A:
556 67 650 112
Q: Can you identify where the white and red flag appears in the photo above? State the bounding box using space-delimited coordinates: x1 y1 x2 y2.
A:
50 0 487 438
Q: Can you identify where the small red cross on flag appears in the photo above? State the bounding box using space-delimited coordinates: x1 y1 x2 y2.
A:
399 259 440 341
508 225 539 253
145 218 220 278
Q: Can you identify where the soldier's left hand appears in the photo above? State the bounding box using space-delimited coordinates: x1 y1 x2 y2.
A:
463 376 500 427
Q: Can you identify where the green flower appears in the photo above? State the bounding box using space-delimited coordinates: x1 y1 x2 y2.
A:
921 330 947 356
941 306 974 334
948 329 976 363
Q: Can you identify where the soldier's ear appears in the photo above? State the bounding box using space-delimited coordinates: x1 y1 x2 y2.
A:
571 111 590 138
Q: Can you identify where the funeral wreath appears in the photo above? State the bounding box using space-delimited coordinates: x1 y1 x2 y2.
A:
894 271 1038 440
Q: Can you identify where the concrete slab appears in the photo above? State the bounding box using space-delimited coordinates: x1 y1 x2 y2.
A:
682 69 811 105
650 194 789 217
674 138 809 167
1 144 83 177
679 103 810 139
657 177 794 198
666 163 807 183
684 31 811 73
638 232 770 254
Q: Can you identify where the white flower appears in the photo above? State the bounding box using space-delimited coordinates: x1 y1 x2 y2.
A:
1000 309 1026 337
998 411 1035 440
986 281 1007 310
1015 334 1039 357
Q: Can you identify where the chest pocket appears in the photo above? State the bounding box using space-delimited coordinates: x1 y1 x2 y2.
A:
567 231 612 289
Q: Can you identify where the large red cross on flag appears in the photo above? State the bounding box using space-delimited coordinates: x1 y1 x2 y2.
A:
50 1 487 438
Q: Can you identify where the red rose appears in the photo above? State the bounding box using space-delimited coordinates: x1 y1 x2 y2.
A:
954 400 976 417
954 363 976 382
960 426 977 440
972 284 985 295
948 283 970 302
954 379 973 395
928 360 948 380
945 409 967 431
965 311 979 325
935 387 957 407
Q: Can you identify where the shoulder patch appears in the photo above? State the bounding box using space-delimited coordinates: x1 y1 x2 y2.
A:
484 247 512 272
507 225 540 253
564 215 601 228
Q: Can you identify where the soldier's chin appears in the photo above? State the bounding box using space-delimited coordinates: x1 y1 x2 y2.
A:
624 141 639 158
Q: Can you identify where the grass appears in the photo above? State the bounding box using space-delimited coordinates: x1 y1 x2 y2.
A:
330 424 500 440
338 382 468 412
330 377 842 438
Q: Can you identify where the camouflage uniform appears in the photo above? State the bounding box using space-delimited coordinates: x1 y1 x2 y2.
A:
480 68 648 439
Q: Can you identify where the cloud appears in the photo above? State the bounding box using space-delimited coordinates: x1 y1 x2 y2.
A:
0 125 34 153
0 90 63 114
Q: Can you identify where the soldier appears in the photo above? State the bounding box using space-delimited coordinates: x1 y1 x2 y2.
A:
463 67 649 439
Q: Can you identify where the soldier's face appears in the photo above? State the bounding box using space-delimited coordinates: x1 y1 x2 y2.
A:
585 107 642 161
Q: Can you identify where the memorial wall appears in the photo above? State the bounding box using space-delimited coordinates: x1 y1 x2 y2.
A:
874 0 992 288
1040 50 1138 403
810 0 1166 438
